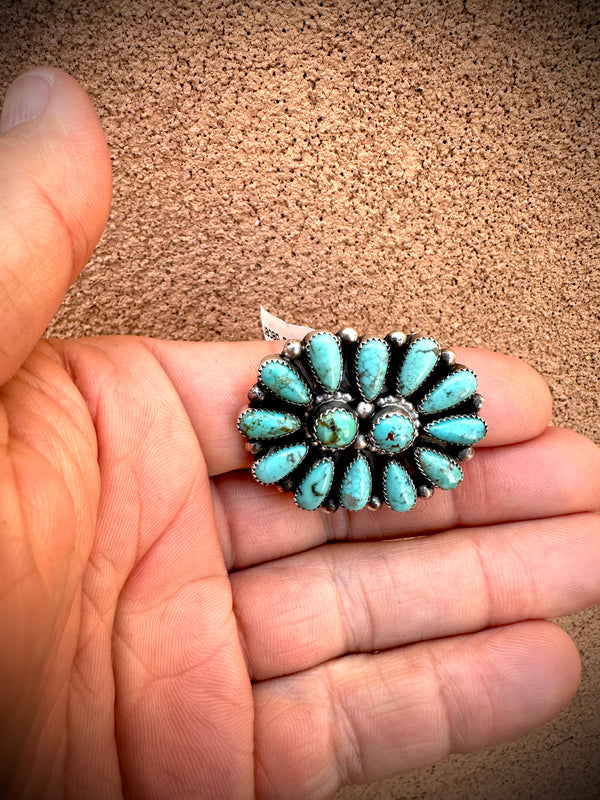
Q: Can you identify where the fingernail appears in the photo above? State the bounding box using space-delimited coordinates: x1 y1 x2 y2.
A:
0 70 54 135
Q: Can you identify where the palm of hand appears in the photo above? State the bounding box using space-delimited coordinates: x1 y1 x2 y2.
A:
4 336 255 799
4 333 599 800
2 69 600 800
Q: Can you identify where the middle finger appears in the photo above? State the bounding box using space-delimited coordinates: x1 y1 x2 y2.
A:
216 426 600 568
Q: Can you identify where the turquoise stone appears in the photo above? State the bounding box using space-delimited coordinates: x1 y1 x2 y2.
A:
307 332 342 392
397 337 440 396
340 454 371 511
259 358 311 405
371 412 415 453
419 369 477 414
356 337 390 401
315 408 358 449
238 409 302 440
253 443 308 485
383 462 416 512
294 458 335 510
415 448 463 490
424 415 487 445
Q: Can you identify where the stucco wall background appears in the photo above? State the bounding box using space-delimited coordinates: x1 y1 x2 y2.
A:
1 0 599 797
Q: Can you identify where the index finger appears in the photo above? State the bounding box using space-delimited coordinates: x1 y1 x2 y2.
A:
147 340 552 477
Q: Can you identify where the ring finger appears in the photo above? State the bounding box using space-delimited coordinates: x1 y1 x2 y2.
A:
231 511 600 680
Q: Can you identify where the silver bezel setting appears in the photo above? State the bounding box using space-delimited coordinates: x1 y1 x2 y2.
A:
237 406 303 441
396 336 442 397
251 442 309 486
293 455 335 511
366 400 420 455
258 355 313 407
310 402 359 451
303 330 343 393
339 452 372 511
413 446 464 490
381 460 417 512
422 413 488 447
354 335 391 402
417 367 478 415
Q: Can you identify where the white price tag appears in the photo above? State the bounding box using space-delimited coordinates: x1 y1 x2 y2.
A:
260 306 314 341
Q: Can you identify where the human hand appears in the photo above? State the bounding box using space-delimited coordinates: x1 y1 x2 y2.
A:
2 68 599 800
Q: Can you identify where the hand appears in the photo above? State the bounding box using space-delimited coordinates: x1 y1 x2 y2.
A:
2 68 599 800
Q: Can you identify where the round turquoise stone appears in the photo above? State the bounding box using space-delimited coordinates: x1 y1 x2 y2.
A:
253 443 308 485
259 358 311 405
340 454 371 511
238 409 302 440
294 458 335 510
415 448 463 490
419 369 478 414
424 415 486 445
314 408 358 449
383 461 416 512
397 337 440 396
356 337 390 401
307 332 342 392
370 412 416 453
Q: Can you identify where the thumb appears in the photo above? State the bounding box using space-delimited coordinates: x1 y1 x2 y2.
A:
0 67 111 384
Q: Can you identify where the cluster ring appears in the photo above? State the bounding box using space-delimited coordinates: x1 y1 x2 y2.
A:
238 329 486 513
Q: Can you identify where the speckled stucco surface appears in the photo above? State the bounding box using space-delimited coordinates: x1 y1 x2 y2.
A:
1 0 599 797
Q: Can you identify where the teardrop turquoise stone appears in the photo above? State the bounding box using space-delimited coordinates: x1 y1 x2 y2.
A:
315 408 358 449
415 448 463 490
356 338 390 401
253 443 308 485
238 409 302 440
383 461 416 512
307 332 342 392
419 369 477 414
371 412 415 453
340 454 371 511
397 337 440 396
294 458 335 510
424 415 486 445
259 358 311 405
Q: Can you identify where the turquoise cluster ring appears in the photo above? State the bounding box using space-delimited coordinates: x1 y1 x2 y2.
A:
238 328 486 513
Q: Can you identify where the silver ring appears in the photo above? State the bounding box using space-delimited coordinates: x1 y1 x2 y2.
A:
238 330 486 512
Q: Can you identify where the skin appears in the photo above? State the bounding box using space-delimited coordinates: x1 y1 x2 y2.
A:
1 67 600 800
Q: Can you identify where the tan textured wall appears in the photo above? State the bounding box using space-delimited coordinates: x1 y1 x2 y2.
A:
2 0 599 797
